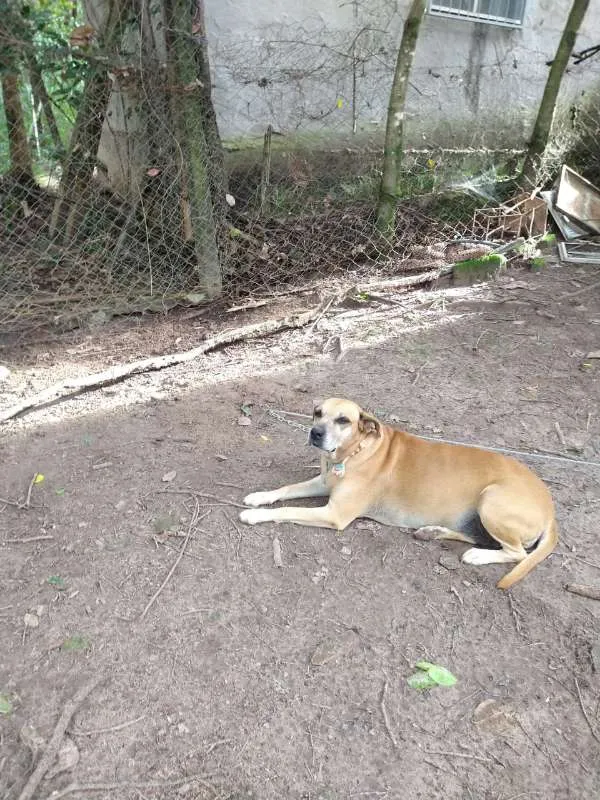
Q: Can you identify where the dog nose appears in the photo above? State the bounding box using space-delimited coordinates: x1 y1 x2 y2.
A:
310 426 325 445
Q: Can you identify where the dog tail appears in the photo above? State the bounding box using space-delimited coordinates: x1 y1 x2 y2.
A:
496 519 558 590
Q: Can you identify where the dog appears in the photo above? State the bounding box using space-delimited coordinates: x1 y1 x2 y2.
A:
239 397 558 590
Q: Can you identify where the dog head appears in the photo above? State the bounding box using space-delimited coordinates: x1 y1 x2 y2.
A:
309 398 381 455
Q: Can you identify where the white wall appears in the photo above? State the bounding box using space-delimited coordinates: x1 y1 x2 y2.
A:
204 0 600 149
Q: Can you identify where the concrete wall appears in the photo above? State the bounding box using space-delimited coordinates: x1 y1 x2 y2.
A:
205 0 600 149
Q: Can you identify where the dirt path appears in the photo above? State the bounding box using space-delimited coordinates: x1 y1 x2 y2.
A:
1 264 600 800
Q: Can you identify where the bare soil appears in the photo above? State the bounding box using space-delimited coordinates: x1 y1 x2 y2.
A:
1 263 600 800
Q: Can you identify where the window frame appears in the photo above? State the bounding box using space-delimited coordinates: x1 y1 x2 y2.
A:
427 0 526 29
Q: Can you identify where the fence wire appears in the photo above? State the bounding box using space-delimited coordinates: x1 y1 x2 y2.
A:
1 1 599 342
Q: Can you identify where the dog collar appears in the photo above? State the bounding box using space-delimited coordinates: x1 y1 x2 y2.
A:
328 438 372 478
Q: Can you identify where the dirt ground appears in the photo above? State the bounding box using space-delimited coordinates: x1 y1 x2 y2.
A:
1 263 600 800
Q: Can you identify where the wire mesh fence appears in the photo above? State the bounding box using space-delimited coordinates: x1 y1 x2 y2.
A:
1 0 599 342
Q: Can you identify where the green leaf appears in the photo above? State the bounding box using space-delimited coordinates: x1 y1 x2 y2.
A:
240 403 253 417
408 661 457 690
407 672 438 690
55 487 65 496
61 635 90 652
153 513 179 533
0 693 13 715
47 575 66 590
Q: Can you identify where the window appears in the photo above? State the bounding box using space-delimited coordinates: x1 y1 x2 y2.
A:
428 0 526 28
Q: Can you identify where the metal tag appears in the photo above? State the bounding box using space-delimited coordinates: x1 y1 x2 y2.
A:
331 462 345 478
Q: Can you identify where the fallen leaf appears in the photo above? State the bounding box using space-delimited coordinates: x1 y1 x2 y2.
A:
20 725 46 757
438 553 460 570
24 612 39 628
0 693 13 715
48 575 67 590
240 403 253 417
586 350 600 359
237 416 252 426
162 470 177 482
408 660 457 690
61 634 91 652
259 435 271 443
55 487 66 496
34 473 45 484
407 671 438 691
473 698 517 735
153 513 179 533
46 736 80 779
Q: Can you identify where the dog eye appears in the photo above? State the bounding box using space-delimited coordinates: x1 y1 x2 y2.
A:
336 416 350 425
313 408 322 418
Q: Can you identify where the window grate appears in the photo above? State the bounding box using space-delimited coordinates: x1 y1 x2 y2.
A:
428 0 526 28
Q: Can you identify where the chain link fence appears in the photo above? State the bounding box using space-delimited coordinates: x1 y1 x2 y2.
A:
1 1 599 342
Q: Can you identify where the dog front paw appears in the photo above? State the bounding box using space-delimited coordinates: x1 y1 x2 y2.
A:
239 508 268 525
243 491 277 508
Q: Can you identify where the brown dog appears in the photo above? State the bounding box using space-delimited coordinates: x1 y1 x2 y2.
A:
239 398 558 590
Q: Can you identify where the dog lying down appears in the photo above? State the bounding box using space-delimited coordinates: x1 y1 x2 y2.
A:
239 397 558 590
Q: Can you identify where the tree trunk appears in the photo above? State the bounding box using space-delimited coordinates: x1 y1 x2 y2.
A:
164 0 222 296
1 71 34 183
520 0 590 187
191 0 227 219
27 57 63 153
49 0 129 240
48 69 113 239
376 0 426 236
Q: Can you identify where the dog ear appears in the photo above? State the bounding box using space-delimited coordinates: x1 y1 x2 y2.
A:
359 409 381 436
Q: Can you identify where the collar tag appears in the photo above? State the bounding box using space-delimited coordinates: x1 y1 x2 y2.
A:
331 462 346 478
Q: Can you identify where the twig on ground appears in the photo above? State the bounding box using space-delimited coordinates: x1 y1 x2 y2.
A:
574 676 600 744
309 295 336 332
554 552 600 570
508 593 525 637
4 535 54 544
154 537 204 563
223 512 243 559
554 421 566 447
359 266 452 294
272 537 283 568
140 501 203 620
0 305 326 422
410 361 429 386
71 715 146 737
380 678 399 749
561 277 600 300
157 489 247 510
203 738 231 757
17 676 104 800
226 299 271 313
215 482 245 490
449 586 463 606
24 473 37 508
565 584 600 601
472 329 490 353
422 749 494 764
41 773 213 800
307 725 316 767
270 409 311 419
